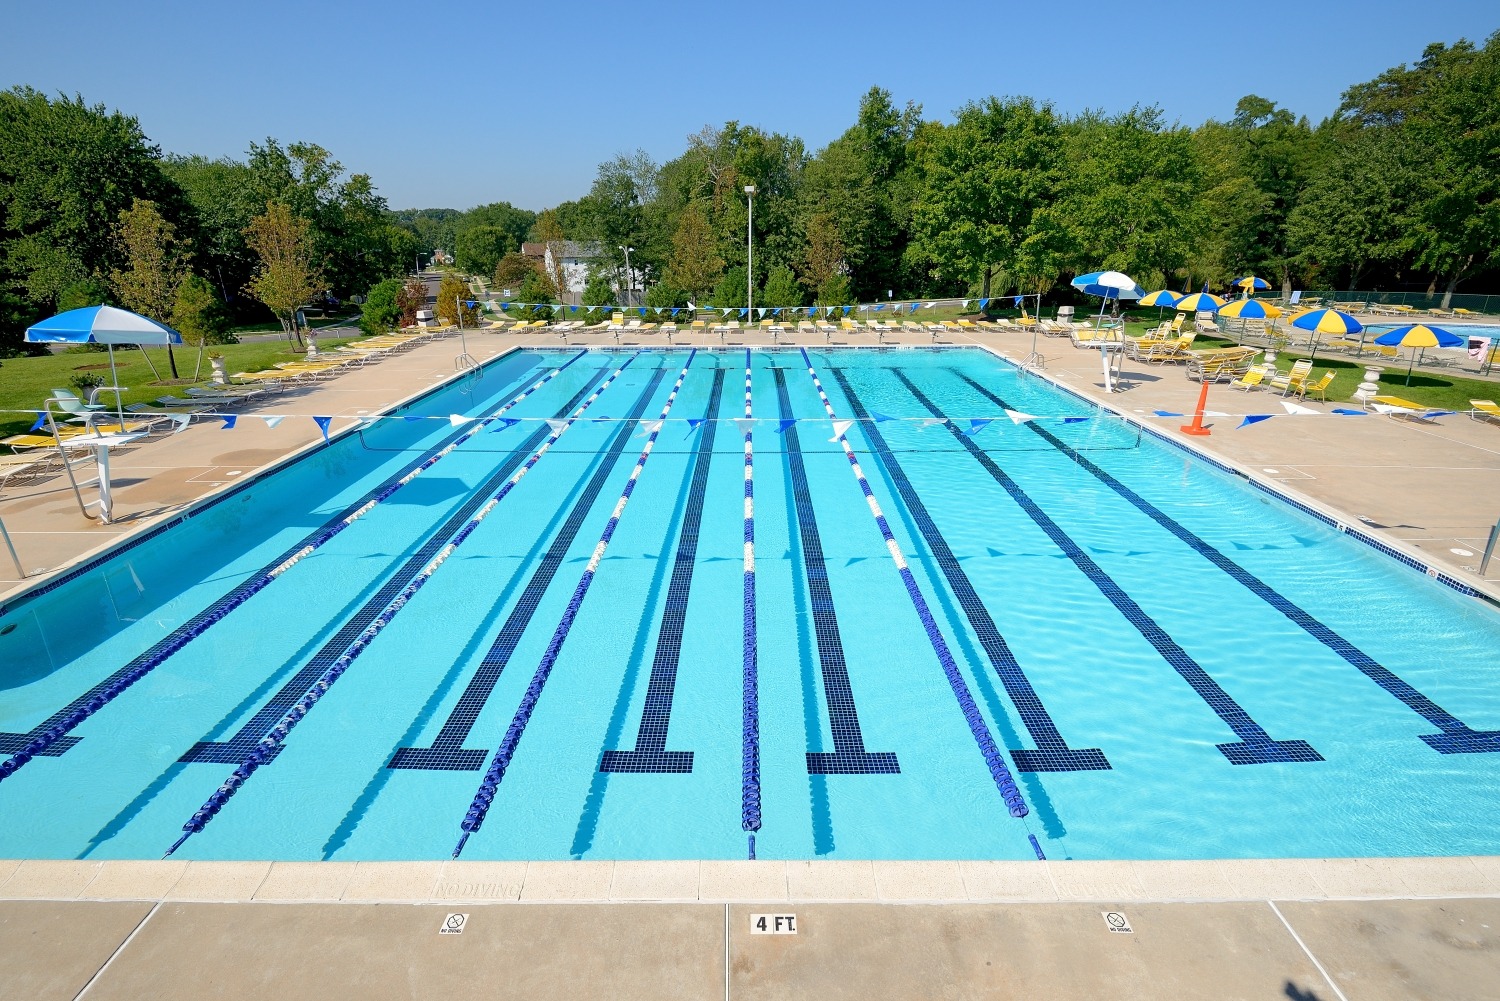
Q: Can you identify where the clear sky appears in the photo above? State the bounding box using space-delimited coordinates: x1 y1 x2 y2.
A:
4 1 1495 212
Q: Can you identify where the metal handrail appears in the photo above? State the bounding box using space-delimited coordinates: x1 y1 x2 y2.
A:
0 514 24 578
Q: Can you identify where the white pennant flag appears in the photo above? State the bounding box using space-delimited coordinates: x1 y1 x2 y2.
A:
170 414 192 434
261 416 285 429
757 307 767 318
1281 401 1319 415
732 417 757 435
545 418 569 433
449 414 473 426
918 417 948 428
637 419 663 436
1204 411 1231 418
962 299 972 308
829 419 854 441
1005 409 1037 424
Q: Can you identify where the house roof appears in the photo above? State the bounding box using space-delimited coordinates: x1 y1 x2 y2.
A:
522 241 601 261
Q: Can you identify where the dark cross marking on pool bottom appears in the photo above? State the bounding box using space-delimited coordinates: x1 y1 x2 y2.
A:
599 369 728 772
952 368 1500 757
893 369 1321 766
828 368 1109 772
774 367 898 775
176 371 615 766
0 357 562 761
387 367 670 770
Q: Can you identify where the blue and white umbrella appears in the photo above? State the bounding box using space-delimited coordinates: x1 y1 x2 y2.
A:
27 305 185 425
1071 271 1146 301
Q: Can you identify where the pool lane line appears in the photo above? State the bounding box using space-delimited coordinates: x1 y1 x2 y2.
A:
160 355 644 855
741 350 761 850
894 369 1321 766
599 369 727 774
0 353 582 779
772 367 900 777
452 350 700 858
180 365 622 766
389 365 674 770
827 368 1110 774
953 368 1500 757
795 349 1030 822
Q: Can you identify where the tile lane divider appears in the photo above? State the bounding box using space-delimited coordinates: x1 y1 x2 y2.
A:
795 348 1035 844
161 354 643 856
453 350 699 858
0 352 585 779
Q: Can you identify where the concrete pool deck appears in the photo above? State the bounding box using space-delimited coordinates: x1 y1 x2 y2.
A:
4 324 1500 997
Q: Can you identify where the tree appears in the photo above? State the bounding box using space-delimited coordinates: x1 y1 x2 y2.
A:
454 225 514 276
244 201 322 347
663 202 723 301
359 278 403 335
396 277 426 327
816 273 854 307
57 278 112 311
494 252 539 291
111 198 191 377
581 272 614 307
532 210 569 304
709 266 749 309
172 274 232 345
515 270 556 321
162 155 258 307
644 282 685 309
761 265 803 308
460 201 534 257
1287 128 1416 288
437 273 480 326
800 211 845 291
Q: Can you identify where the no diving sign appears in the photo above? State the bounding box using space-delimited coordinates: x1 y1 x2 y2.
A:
439 913 469 935
1101 911 1133 934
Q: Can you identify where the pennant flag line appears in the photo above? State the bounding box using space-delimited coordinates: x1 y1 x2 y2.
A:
1003 410 1036 425
219 415 237 430
829 419 854 441
966 418 996 436
1237 415 1275 429
312 416 332 442
775 418 797 434
27 412 46 432
262 416 285 429
733 417 757 436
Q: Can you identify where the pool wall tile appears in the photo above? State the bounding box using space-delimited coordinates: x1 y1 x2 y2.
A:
872 861 968 901
252 861 357 901
164 861 270 901
611 860 701 901
784 861 878 900
1045 861 1148 901
521 861 615 900
84 860 189 900
339 861 441 901
1 860 101 898
699 861 790 901
958 861 1060 901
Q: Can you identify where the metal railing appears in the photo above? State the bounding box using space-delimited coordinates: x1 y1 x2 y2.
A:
0 515 24 579
1301 290 1500 315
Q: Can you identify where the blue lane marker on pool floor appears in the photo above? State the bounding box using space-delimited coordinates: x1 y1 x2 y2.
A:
389 368 671 771
829 368 1109 773
895 370 1321 766
953 369 1500 757
178 372 615 766
600 369 727 773
773 367 899 776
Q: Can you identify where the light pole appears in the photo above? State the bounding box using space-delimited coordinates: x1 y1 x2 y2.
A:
619 245 635 307
744 185 756 315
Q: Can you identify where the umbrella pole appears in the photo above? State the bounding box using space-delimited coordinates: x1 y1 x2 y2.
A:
138 343 163 383
193 335 206 381
108 346 125 429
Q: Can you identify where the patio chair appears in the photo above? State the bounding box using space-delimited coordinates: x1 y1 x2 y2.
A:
1268 359 1314 395
1469 400 1500 426
0 452 53 491
1293 370 1336 401
1230 365 1269 391
1367 395 1443 421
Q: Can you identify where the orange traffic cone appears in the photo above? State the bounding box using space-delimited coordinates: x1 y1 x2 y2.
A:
1180 381 1212 436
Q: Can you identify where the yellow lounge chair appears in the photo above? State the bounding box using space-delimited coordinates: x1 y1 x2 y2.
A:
1294 370 1336 401
1230 364 1269 391
1268 359 1313 395
1470 400 1500 425
1368 395 1446 421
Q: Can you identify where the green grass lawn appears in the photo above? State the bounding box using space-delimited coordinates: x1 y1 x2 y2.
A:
0 337 355 439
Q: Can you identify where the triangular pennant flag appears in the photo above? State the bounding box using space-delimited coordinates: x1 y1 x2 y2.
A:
1331 408 1366 415
449 414 474 426
1060 416 1091 424
829 419 854 441
874 303 884 311
636 419 663 437
1281 401 1319 415
1153 409 1184 417
403 415 423 422
546 418 569 433
871 411 896 423
489 417 520 432
842 306 851 315
671 308 680 316
733 417 757 436
312 416 332 442
219 415 237 430
757 308 767 318
500 302 509 311
27 412 46 432
170 414 192 434
966 417 997 435
686 418 706 431
569 305 578 313
962 299 972 308
1004 409 1036 425
770 307 781 316
1237 414 1275 429
738 308 749 318
465 300 478 308
721 308 731 317
775 418 797 434
918 417 948 428
925 301 937 309
638 308 647 317
263 415 285 429
978 298 989 309
1014 296 1023 307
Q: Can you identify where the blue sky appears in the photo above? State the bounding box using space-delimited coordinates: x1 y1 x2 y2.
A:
4 1 1495 212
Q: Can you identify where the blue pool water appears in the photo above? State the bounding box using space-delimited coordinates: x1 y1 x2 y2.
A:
2 347 1499 862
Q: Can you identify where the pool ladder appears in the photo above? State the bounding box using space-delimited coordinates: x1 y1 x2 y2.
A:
1018 351 1046 375
0 515 25 579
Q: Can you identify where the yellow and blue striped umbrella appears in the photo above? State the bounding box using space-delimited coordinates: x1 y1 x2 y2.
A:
1232 275 1270 291
1291 308 1362 335
1138 289 1182 307
1175 292 1226 312
1218 298 1281 319
1373 323 1463 384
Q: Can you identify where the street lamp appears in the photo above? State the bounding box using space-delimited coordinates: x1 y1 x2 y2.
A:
744 185 756 314
619 245 635 307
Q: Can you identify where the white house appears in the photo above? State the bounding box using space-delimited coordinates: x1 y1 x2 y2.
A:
520 241 645 305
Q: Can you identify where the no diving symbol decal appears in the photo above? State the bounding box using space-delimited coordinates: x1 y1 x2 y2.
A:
440 912 469 935
1101 911 1133 934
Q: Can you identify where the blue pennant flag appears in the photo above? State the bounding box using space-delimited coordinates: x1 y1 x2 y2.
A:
1237 414 1274 429
313 415 332 442
500 302 509 310
1014 296 1023 307
1153 409 1184 417
842 306 852 315
871 411 896 423
1060 416 1091 424
775 418 797 434
569 305 578 313
771 307 781 316
489 417 521 432
978 298 989 309
965 418 995 436
874 303 884 311
671 308 680 316
219 415 237 430
27 411 46 432
1330 408 1366 415
684 418 706 437
638 307 647 317
738 308 749 318
403 415 424 422
465 300 478 308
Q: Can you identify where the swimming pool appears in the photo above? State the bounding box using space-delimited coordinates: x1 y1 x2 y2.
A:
2 347 1498 862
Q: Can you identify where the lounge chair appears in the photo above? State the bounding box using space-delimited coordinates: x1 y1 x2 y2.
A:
1367 395 1444 421
0 452 53 491
1293 370 1336 401
1470 400 1500 425
1230 365 1269 391
1141 333 1198 364
1267 359 1314 395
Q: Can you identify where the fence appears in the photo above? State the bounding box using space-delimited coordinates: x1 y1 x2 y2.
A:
1302 290 1500 314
